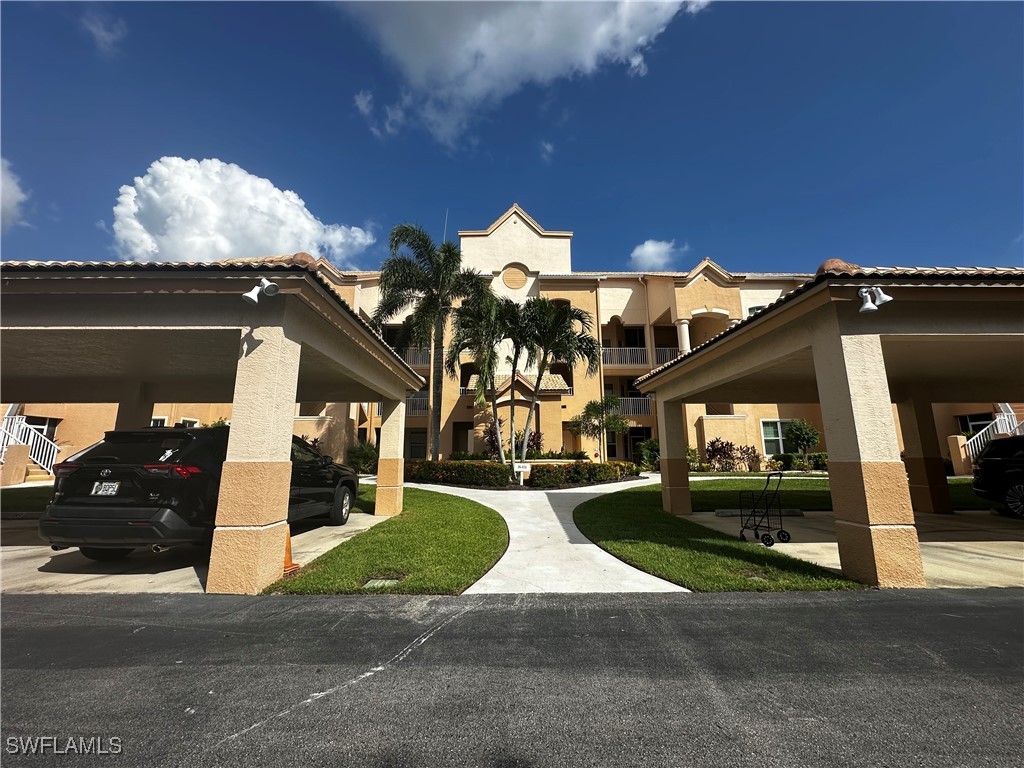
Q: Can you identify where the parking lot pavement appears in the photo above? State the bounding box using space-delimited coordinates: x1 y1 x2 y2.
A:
0 513 386 594
2 590 1021 767
690 509 1024 588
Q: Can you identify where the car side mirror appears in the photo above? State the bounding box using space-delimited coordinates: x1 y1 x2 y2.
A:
320 455 333 466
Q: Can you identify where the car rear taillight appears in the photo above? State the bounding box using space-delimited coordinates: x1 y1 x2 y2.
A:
53 462 80 477
143 464 202 479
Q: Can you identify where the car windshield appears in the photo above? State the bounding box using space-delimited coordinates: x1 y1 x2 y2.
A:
69 434 195 465
979 437 1024 459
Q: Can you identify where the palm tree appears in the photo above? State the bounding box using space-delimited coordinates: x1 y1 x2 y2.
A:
519 298 601 462
500 296 535 465
373 224 483 461
445 291 506 464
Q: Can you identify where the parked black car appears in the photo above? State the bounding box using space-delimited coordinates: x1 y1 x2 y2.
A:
972 435 1024 518
39 427 358 561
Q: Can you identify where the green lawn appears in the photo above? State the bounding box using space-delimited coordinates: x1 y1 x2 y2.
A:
267 486 508 595
0 484 55 516
574 484 861 592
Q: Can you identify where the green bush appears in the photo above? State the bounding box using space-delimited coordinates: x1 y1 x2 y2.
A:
633 438 661 471
346 440 379 474
807 452 828 470
528 462 619 488
609 461 641 479
686 447 701 471
772 453 798 471
406 460 510 487
525 448 588 460
448 451 490 461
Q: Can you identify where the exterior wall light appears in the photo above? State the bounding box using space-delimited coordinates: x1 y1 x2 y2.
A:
242 277 280 305
858 286 894 313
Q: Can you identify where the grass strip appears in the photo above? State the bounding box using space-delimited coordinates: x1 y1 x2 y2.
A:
574 484 861 592
268 486 508 595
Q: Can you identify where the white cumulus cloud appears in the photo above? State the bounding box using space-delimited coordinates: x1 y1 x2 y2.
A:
630 239 690 271
346 1 707 146
540 141 555 164
81 11 128 57
1 157 29 234
111 157 375 267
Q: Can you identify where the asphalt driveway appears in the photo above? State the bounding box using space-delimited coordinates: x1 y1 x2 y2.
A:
2 590 1021 767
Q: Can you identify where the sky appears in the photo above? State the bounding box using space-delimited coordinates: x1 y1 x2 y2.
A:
1 1 1022 274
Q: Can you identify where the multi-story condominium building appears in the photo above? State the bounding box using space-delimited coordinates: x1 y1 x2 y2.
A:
3 204 1017 476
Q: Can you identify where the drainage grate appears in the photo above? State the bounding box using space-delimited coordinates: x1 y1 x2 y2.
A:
362 578 401 588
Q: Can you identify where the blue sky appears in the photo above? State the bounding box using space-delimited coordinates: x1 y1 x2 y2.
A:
2 1 1021 274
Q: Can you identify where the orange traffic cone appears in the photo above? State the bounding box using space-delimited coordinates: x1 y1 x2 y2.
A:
283 529 301 576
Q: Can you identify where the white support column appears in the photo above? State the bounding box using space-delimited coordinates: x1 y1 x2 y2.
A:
206 326 301 595
675 319 691 354
656 397 691 516
375 398 407 516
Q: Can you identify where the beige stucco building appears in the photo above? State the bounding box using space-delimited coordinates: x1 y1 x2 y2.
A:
4 205 1018 476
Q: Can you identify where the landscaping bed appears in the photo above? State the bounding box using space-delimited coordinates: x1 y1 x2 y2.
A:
405 459 642 489
267 485 508 595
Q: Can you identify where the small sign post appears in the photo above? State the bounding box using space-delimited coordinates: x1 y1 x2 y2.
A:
513 462 529 486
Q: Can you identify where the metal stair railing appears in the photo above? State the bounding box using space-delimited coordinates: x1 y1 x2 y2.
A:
0 416 60 474
965 412 1020 463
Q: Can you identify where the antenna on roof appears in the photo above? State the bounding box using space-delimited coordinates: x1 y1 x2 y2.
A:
442 208 449 242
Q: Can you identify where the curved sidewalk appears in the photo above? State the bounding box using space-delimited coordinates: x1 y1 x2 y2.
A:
408 476 688 594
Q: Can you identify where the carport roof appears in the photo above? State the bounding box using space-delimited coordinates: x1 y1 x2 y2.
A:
636 265 1024 387
0 252 423 383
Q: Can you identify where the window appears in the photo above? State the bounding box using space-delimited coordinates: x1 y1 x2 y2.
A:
407 428 427 459
606 430 618 459
291 436 322 463
624 327 645 348
761 420 795 456
150 417 167 427
178 419 199 428
957 413 995 436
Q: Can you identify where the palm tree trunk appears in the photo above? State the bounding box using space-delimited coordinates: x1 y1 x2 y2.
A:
507 347 522 472
488 375 506 465
520 355 549 462
430 316 445 461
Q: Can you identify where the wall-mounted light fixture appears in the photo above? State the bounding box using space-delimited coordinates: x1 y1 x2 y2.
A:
242 277 280 305
858 286 894 313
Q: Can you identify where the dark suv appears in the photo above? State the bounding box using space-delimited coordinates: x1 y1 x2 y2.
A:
39 427 358 561
972 435 1024 518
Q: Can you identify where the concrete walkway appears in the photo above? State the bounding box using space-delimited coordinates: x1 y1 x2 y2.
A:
409 475 688 594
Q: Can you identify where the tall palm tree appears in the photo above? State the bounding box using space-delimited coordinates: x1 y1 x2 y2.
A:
445 291 506 464
500 296 536 464
373 224 483 461
519 298 601 462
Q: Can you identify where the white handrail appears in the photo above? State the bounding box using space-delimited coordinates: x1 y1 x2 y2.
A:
614 397 652 416
655 347 680 365
965 413 1019 462
0 416 60 474
602 347 649 366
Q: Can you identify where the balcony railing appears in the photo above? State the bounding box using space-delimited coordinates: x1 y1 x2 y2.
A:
602 347 649 367
407 395 430 415
459 387 472 396
655 347 680 365
613 397 652 416
403 348 430 367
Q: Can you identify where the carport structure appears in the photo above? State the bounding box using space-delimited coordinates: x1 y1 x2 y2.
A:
637 265 1024 588
0 254 423 594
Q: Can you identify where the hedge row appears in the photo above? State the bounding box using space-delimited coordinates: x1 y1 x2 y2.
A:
528 461 640 489
405 461 511 487
771 452 828 471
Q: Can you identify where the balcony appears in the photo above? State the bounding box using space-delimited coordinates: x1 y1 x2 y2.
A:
403 348 430 367
613 397 652 417
407 395 430 415
655 347 680 365
602 347 649 367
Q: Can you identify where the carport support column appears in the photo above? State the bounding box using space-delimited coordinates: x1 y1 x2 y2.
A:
207 326 301 595
813 331 925 588
375 398 406 516
656 397 691 515
114 384 154 430
897 398 953 515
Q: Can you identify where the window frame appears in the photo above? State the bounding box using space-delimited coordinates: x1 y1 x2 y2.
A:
760 419 795 456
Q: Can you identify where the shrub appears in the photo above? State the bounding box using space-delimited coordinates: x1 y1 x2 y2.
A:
513 430 543 457
705 437 738 472
528 462 619 488
686 447 700 471
449 451 490 461
737 445 763 472
346 440 379 474
784 419 821 458
633 438 661 471
609 461 641 479
772 453 798 471
807 452 828 471
481 420 505 460
406 460 510 487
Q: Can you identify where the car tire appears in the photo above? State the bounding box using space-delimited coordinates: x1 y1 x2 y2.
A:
330 486 352 526
1006 484 1024 518
79 547 133 562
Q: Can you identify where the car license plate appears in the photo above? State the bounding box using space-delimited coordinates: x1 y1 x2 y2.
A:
91 481 120 496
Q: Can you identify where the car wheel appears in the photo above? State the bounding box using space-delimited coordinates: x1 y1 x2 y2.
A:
79 547 134 562
330 486 352 525
1006 484 1024 518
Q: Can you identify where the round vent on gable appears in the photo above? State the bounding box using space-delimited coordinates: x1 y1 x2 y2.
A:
501 264 528 290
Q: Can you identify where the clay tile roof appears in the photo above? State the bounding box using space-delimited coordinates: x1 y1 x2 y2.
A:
467 373 570 392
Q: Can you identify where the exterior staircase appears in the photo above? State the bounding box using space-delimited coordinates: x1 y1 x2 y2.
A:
964 403 1024 463
25 459 54 483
